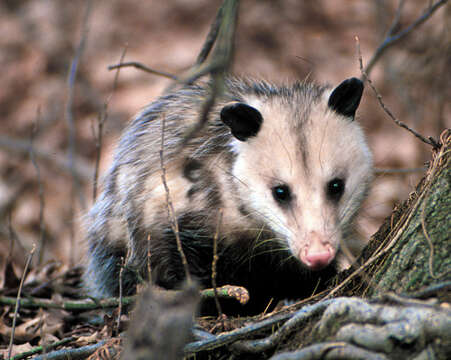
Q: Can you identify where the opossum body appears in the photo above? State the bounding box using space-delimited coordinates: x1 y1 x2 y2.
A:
84 77 373 313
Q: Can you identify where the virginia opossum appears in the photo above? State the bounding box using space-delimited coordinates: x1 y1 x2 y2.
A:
84 77 373 313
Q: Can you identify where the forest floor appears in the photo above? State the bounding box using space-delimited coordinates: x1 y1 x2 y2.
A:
0 1 449 359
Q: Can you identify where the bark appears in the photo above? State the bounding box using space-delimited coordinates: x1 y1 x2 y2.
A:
359 129 451 297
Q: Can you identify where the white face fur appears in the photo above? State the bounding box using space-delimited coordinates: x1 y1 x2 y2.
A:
222 78 373 271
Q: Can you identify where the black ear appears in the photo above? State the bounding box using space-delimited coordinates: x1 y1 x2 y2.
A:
220 103 263 141
328 77 364 119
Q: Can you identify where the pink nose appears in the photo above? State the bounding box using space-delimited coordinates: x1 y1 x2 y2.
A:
304 252 333 270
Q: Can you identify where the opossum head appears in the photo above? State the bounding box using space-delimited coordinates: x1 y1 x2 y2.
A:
221 78 373 270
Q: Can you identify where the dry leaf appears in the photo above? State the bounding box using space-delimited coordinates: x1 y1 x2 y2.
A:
0 342 33 358
39 332 60 345
75 331 100 346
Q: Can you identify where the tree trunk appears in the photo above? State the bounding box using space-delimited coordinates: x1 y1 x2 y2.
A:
357 129 451 297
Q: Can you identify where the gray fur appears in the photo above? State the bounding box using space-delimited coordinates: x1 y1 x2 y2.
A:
83 77 371 310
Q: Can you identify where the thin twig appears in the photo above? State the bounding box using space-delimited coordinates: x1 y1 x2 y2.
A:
195 0 224 65
0 285 247 310
386 0 407 37
159 116 192 283
212 209 223 317
181 0 239 145
181 72 222 145
29 108 46 265
66 0 93 211
38 310 45 358
0 295 135 311
147 234 152 282
7 213 27 263
116 257 124 335
356 36 438 148
93 47 127 201
365 0 448 75
375 167 426 175
108 61 179 81
0 135 92 181
66 0 93 268
8 244 36 360
10 336 75 360
32 340 107 360
7 212 15 258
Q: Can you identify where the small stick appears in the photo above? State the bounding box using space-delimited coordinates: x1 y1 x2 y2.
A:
8 211 15 258
8 244 36 360
66 0 93 267
356 36 438 148
0 285 248 311
365 0 448 76
181 72 222 145
7 212 27 264
108 61 179 81
10 336 75 360
29 108 46 265
66 0 93 211
116 257 124 335
0 295 135 311
31 340 106 360
0 135 92 181
375 167 426 175
147 234 152 282
181 0 239 144
212 210 224 317
195 0 225 65
93 47 127 201
159 116 192 283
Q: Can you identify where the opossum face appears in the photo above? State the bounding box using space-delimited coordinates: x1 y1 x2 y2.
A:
221 78 373 270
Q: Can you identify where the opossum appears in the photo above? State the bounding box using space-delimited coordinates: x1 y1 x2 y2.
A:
84 76 373 314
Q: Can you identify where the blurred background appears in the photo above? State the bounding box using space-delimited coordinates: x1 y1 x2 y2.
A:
0 0 449 278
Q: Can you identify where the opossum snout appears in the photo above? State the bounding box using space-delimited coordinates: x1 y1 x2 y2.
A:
299 231 335 270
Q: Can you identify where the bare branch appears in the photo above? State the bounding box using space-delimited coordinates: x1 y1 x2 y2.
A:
8 336 75 360
181 0 239 145
365 0 448 75
66 0 93 267
66 0 93 211
159 116 192 283
0 285 248 311
195 1 224 65
93 47 127 201
374 167 427 175
356 36 439 148
116 257 125 335
0 135 92 182
8 244 36 360
108 61 179 81
29 108 46 265
147 234 152 282
212 209 223 317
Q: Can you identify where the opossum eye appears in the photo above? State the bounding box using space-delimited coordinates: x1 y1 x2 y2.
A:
326 178 345 202
220 102 263 141
272 184 292 204
328 77 363 119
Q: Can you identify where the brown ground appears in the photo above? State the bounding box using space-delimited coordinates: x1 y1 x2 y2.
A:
0 0 449 357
